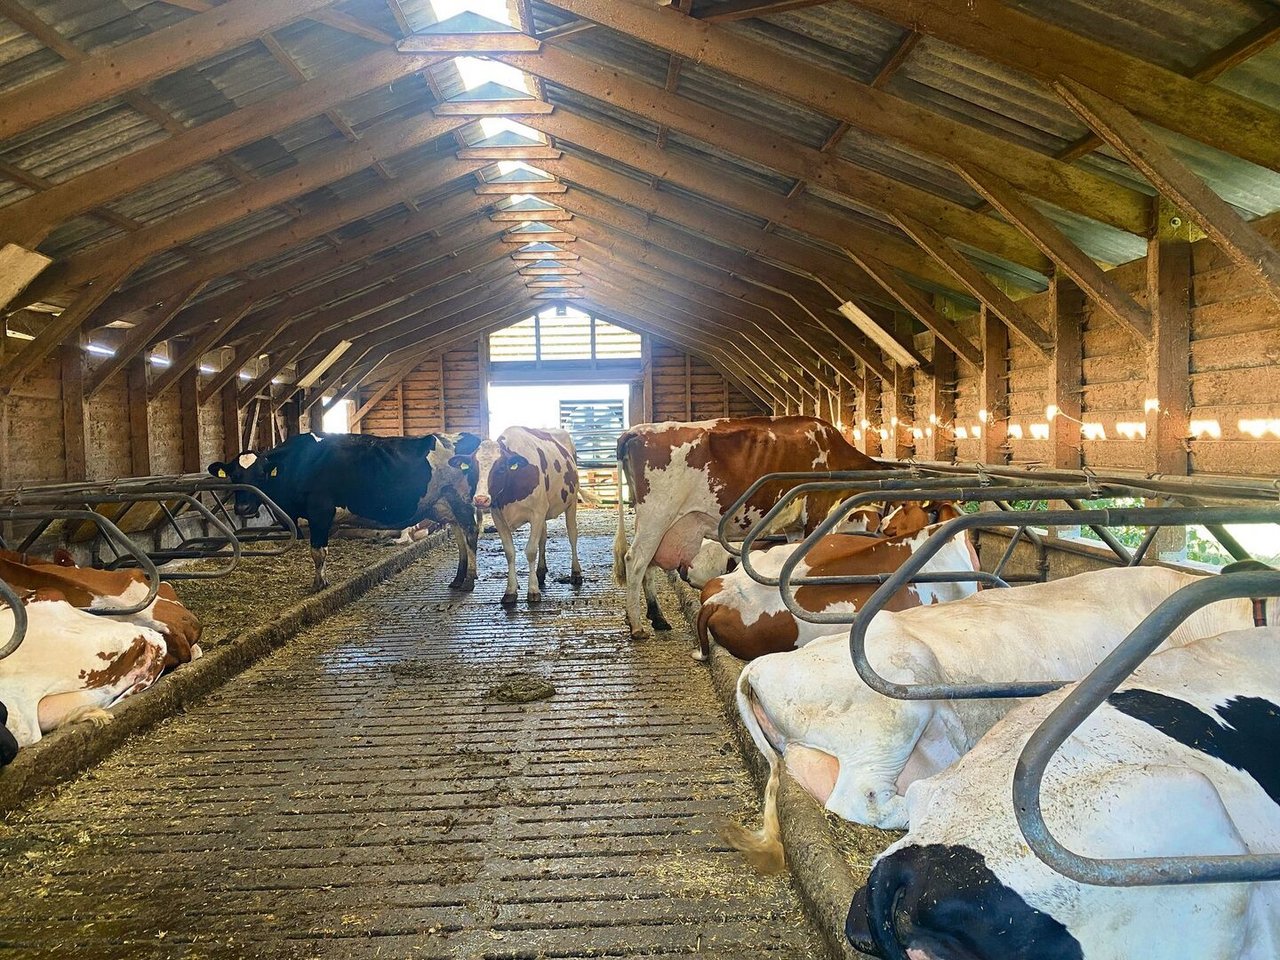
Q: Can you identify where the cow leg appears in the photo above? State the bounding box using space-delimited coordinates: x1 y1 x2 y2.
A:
526 515 547 604
643 568 672 631
566 498 583 587
495 513 519 607
307 503 337 590
623 524 668 640
536 525 548 590
447 523 468 590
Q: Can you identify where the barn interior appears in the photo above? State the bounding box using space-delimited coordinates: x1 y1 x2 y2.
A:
2 0 1280 957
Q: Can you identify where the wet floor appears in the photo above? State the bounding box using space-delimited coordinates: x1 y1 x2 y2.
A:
0 512 821 959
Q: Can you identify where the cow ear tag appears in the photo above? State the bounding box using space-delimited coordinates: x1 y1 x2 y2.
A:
269 467 279 477
216 468 227 478
509 462 520 471
461 463 469 470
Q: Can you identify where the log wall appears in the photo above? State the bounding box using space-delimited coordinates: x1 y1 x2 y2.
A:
357 338 486 438
647 338 767 423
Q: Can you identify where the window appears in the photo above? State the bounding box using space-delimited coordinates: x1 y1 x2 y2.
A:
322 399 353 434
489 308 641 364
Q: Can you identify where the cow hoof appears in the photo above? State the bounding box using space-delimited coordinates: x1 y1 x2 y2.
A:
630 627 653 641
449 578 475 592
536 574 548 590
312 579 330 592
527 593 542 605
570 573 583 587
690 650 707 662
649 615 672 632
501 593 518 607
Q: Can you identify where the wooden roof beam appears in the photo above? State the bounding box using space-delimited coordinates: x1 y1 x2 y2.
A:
84 167 491 332
39 120 474 295
501 46 1048 272
524 110 962 293
1056 78 1280 311
535 0 1151 235
0 0 344 143
692 0 835 22
957 162 1153 342
891 212 1053 357
844 0 1280 177
844 252 983 368
157 0 395 46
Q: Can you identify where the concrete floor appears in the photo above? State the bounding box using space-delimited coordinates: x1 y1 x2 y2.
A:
0 512 821 959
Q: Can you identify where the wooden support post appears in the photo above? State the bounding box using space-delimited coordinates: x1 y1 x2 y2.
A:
926 340 956 462
125 356 151 476
258 395 277 450
861 371 882 457
280 398 301 439
1147 198 1192 476
437 353 448 433
1050 272 1085 470
220 382 240 460
60 335 87 481
980 305 1009 464
478 335 491 438
883 363 914 460
642 334 654 423
684 353 693 421
178 354 202 474
395 382 406 436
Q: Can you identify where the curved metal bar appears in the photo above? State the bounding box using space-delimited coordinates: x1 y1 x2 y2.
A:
0 577 28 660
847 505 1280 702
0 509 161 616
1013 570 1280 886
713 468 916 553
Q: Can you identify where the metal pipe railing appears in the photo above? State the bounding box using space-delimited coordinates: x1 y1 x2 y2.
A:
0 578 28 660
842 506 1280 701
1013 569 1280 886
0 509 161 616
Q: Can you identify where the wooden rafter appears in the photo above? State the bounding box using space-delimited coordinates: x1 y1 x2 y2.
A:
844 0 1280 177
157 0 394 45
692 0 835 22
891 212 1052 356
845 253 983 368
502 46 1047 272
870 29 919 88
536 0 1150 235
84 279 209 398
1056 78 1280 310
956 163 1153 342
0 0 342 143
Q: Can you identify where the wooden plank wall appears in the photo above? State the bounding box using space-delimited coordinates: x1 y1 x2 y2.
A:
0 347 228 485
357 337 485 438
649 338 766 422
847 219 1280 478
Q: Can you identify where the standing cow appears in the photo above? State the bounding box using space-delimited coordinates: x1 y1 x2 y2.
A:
209 431 481 590
472 426 584 606
847 626 1280 960
614 416 887 639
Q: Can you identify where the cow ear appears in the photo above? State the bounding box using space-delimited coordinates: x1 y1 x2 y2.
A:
454 433 482 456
508 454 529 470
208 462 229 478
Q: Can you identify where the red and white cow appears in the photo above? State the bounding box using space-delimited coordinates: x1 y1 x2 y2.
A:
847 627 1280 960
0 550 202 668
695 502 976 662
726 566 1275 871
472 426 583 606
614 416 886 639
0 593 168 747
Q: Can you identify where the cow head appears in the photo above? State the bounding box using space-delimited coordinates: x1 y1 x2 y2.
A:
881 501 963 539
471 438 537 512
207 450 278 518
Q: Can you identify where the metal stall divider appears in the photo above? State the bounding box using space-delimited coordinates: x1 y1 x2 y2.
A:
1013 569 1280 887
832 505 1280 701
0 579 28 661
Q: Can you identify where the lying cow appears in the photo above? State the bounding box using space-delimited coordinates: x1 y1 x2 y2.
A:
683 504 885 590
472 426 584 606
847 626 1280 960
209 431 481 590
0 592 168 747
726 565 1274 871
615 416 887 639
0 549 201 668
696 502 975 662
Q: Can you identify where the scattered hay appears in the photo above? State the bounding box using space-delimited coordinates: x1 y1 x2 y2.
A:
485 672 556 703
824 808 901 882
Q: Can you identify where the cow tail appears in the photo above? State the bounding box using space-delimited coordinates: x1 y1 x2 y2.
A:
717 669 786 874
694 600 715 662
613 458 630 585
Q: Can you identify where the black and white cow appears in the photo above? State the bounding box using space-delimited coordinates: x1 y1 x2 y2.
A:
846 626 1280 960
472 426 583 606
209 431 482 590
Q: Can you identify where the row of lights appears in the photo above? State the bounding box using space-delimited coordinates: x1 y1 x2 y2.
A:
82 340 281 383
836 402 1278 443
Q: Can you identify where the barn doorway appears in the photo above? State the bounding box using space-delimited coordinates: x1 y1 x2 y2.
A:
487 306 642 502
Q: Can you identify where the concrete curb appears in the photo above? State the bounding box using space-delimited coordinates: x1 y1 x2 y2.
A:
0 531 449 815
674 582 862 960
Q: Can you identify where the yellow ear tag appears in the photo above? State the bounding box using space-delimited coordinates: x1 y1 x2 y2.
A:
217 468 227 478
509 462 520 471
269 467 278 477
460 463 469 471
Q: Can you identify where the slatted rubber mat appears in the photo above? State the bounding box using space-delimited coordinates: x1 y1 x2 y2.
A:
0 512 821 959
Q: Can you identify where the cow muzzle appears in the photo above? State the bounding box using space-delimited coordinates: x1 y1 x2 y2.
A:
473 495 491 509
234 503 261 518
